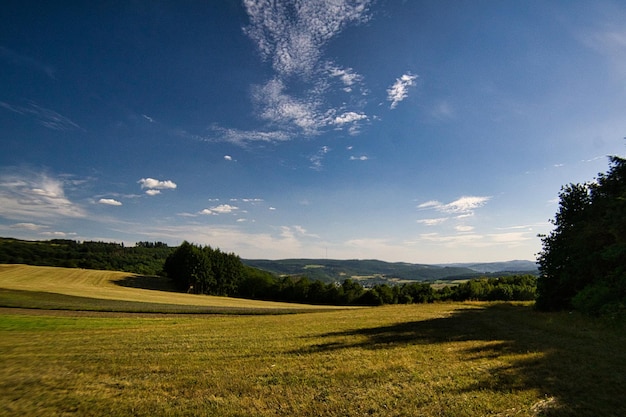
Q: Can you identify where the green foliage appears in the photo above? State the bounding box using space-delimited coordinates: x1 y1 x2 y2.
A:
163 241 244 296
537 155 626 314
0 237 173 275
444 275 537 302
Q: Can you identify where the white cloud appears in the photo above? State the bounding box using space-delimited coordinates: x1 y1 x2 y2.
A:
138 178 177 190
328 65 363 88
41 231 76 237
0 171 86 220
223 0 373 142
224 155 233 161
138 178 176 196
444 196 491 213
417 200 443 209
418 196 491 215
349 155 368 161
243 0 372 77
253 78 322 134
200 204 239 215
387 73 418 109
334 111 367 125
10 222 47 231
455 225 474 232
417 218 448 226
98 198 122 206
310 145 331 170
209 126 292 145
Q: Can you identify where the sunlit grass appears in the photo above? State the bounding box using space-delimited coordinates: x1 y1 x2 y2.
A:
1 303 625 416
0 264 347 311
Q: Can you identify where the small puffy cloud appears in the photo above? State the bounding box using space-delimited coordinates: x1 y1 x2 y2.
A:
328 65 363 88
138 178 176 196
455 225 475 232
98 198 122 206
350 155 369 161
387 73 418 109
334 111 367 125
200 204 239 215
224 155 233 161
138 178 177 190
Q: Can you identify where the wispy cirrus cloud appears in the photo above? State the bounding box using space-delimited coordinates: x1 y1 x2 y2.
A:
205 0 374 142
0 101 81 131
310 145 331 170
204 1 417 146
0 170 86 220
418 196 491 216
243 0 372 77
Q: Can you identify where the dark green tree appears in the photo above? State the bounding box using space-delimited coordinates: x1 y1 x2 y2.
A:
163 241 214 293
537 155 626 314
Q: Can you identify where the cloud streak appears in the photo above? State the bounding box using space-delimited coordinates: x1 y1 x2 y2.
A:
418 196 491 216
387 73 418 109
98 198 122 206
0 170 86 220
0 101 81 131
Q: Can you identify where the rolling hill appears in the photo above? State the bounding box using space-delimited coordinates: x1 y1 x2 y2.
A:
242 258 538 285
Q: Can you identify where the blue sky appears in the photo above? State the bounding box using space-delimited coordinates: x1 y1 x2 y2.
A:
1 1 625 263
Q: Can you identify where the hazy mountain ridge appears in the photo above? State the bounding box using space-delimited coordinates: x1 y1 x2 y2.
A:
243 258 538 284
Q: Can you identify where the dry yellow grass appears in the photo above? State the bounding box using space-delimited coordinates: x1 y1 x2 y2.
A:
0 264 345 310
2 302 625 416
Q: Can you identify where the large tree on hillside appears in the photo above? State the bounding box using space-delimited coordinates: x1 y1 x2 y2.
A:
163 241 244 296
537 155 626 314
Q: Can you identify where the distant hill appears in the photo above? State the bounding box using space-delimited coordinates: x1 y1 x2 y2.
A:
437 260 539 274
242 258 538 285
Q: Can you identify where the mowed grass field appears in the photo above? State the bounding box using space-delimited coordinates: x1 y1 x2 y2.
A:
0 264 346 313
1 265 625 416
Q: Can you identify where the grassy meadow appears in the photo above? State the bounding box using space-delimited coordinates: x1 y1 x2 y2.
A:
1 265 625 416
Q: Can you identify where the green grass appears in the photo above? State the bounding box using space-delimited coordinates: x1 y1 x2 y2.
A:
1 303 625 416
0 264 349 312
1 264 625 416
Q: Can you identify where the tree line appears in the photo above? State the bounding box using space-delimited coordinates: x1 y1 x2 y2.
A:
163 241 536 305
0 237 173 275
537 154 626 316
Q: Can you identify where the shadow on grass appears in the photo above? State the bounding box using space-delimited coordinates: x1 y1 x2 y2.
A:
113 275 179 292
302 303 626 416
